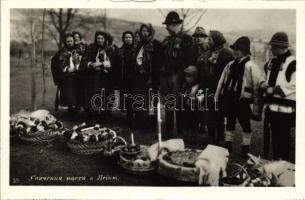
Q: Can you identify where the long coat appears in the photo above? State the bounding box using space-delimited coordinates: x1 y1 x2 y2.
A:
81 44 118 109
134 37 163 112
51 47 84 108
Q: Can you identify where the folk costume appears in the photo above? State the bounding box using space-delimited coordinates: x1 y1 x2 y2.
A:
134 24 163 129
263 32 296 161
82 31 117 117
51 37 83 114
160 11 197 139
216 36 264 156
202 30 234 144
118 31 137 123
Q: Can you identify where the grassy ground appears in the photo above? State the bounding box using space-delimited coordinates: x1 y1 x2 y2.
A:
9 56 295 186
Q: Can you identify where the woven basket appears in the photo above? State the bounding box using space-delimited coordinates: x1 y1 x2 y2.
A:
19 129 59 145
219 163 250 186
157 149 202 182
66 126 117 155
67 139 112 155
118 145 156 175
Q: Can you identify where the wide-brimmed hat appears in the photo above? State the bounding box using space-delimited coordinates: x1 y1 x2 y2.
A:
192 27 208 37
269 32 290 47
163 11 183 25
230 36 251 55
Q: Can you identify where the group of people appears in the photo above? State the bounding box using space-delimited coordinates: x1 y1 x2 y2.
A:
51 11 296 161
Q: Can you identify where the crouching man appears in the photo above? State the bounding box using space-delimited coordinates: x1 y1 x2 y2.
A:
216 36 264 157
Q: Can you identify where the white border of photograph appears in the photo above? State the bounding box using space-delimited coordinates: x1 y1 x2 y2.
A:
1 0 305 199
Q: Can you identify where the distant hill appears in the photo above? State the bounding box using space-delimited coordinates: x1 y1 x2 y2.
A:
10 9 296 53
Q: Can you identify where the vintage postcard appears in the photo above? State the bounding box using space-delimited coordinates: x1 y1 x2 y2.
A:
1 0 305 199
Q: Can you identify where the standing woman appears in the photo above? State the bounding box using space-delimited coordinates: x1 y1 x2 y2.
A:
72 31 87 56
51 34 84 116
82 31 116 119
134 31 142 49
118 31 137 124
134 23 163 129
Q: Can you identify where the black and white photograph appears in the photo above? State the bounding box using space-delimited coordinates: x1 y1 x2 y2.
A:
1 0 305 199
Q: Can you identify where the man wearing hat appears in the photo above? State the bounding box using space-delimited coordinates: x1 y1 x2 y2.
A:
192 26 211 134
261 32 296 161
160 11 196 139
215 36 264 157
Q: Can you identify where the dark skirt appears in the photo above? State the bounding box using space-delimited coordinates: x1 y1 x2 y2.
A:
59 74 83 107
83 72 113 110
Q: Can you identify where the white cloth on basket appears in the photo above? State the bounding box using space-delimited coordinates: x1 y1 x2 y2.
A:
147 139 185 161
195 145 229 186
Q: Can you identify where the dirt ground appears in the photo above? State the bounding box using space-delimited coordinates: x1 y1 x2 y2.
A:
9 109 295 186
9 56 295 186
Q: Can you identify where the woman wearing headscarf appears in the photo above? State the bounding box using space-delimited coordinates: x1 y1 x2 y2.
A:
72 31 87 56
134 30 142 49
117 31 137 124
202 30 234 145
134 23 163 129
51 33 84 116
82 31 117 119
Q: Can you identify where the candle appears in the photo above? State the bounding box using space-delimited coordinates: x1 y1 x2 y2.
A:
157 100 162 149
131 133 134 145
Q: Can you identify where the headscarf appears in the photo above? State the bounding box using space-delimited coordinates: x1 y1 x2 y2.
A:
121 31 134 45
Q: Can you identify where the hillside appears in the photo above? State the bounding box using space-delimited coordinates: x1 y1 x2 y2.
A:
10 9 296 52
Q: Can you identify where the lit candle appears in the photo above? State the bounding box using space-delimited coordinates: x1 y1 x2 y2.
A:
157 100 162 149
131 132 134 145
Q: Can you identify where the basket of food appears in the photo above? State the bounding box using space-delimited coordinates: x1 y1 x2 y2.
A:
10 110 31 138
158 149 202 182
64 123 117 155
220 154 275 187
102 136 127 159
11 110 63 144
118 144 157 175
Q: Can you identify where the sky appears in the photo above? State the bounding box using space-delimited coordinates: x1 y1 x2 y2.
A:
85 9 296 33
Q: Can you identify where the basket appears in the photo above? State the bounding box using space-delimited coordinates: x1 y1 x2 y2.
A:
66 126 117 155
157 149 202 182
102 136 127 158
18 129 59 145
118 145 156 175
219 163 250 186
67 139 112 155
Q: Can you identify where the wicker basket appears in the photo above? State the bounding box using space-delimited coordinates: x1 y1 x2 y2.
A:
19 129 59 144
66 126 117 155
219 163 250 186
118 145 156 175
157 149 202 182
67 139 112 155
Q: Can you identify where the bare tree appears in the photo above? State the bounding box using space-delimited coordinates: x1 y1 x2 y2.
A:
158 9 207 33
26 13 41 110
41 9 47 105
48 8 77 49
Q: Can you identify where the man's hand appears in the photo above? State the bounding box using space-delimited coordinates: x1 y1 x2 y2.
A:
273 85 286 97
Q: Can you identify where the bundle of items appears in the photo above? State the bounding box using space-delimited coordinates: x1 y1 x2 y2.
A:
118 133 157 175
102 136 127 159
64 122 117 155
10 109 63 144
158 144 229 185
220 154 295 187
